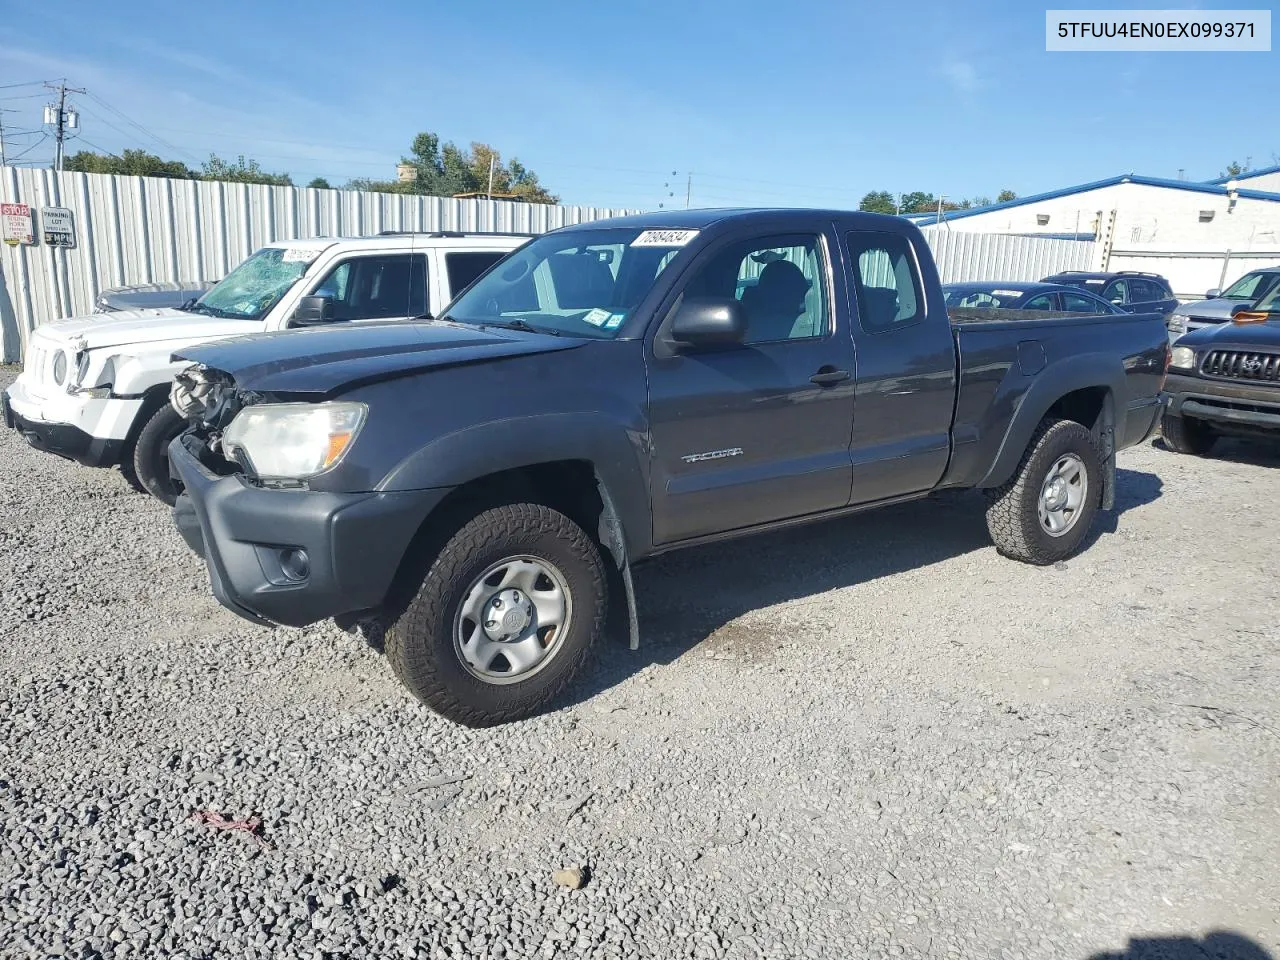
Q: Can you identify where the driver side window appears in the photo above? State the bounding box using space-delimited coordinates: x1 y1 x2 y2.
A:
681 234 828 344
311 254 427 320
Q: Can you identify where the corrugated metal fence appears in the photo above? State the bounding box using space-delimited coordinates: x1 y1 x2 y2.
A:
0 167 1098 362
921 228 1096 283
0 167 638 361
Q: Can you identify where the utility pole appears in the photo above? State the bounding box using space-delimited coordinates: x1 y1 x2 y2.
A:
486 153 496 200
43 80 85 172
685 172 692 209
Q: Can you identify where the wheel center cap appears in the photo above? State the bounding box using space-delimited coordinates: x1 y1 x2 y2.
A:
485 589 533 640
1044 478 1067 509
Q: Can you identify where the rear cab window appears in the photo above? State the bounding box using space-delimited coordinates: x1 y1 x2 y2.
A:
845 231 925 333
445 251 506 296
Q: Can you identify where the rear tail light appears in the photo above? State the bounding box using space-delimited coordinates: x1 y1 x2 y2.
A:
1160 341 1171 389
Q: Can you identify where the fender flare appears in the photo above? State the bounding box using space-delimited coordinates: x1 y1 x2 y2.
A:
978 352 1124 493
379 410 654 559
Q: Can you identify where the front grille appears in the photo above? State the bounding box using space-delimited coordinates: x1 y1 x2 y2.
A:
1186 316 1224 327
24 344 49 384
1201 350 1280 383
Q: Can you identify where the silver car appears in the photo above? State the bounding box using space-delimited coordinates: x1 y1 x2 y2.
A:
1168 267 1280 339
93 280 217 313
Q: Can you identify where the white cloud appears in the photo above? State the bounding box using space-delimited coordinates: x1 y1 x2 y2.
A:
940 59 983 96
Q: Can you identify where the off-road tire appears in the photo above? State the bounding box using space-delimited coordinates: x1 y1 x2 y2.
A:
1160 412 1216 456
985 417 1103 565
386 503 608 727
131 404 187 505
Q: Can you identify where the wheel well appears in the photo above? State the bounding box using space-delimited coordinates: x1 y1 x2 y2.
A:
122 384 172 453
375 460 604 625
1044 386 1110 433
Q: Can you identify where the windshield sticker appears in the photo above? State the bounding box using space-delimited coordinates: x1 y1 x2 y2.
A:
280 245 328 264
631 229 699 248
582 307 611 327
992 289 1023 297
604 313 626 330
1084 279 1104 285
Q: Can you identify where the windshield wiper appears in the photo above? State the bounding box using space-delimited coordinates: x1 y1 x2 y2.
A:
482 318 560 336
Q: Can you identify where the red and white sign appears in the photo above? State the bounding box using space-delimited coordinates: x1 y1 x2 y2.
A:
1 202 35 246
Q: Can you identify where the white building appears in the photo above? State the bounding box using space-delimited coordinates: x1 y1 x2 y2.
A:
908 169 1280 297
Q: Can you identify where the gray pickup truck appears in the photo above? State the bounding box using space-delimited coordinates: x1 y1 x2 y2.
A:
166 209 1170 726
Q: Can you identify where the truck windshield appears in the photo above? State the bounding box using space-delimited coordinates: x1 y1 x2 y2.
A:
442 227 689 338
189 247 312 321
1253 284 1280 313
1221 272 1274 300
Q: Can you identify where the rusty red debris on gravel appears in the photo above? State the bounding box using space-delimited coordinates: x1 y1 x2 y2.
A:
190 810 272 849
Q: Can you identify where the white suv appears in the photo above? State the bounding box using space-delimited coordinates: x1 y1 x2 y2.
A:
2 232 527 503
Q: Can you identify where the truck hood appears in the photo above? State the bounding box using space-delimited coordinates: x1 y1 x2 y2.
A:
173 320 588 396
33 308 261 352
1177 318 1280 350
1179 296 1253 321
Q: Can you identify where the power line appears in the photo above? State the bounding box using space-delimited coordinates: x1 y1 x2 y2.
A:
81 90 200 162
8 134 49 162
0 79 53 90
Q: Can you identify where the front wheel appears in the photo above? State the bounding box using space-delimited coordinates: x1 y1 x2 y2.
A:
985 418 1103 565
130 404 188 506
385 503 608 727
1160 412 1216 456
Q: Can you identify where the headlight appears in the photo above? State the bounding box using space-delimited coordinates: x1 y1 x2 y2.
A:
1170 346 1197 370
1167 313 1188 336
221 402 367 479
51 351 68 386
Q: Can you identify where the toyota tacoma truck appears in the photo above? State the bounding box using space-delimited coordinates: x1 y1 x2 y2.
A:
1 232 527 504
1161 293 1280 455
164 209 1171 726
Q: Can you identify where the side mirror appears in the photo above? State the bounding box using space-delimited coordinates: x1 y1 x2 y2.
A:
669 297 747 348
291 295 337 326
1205 288 1222 298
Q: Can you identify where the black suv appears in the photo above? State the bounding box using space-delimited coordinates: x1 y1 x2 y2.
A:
1042 271 1179 320
1161 292 1280 455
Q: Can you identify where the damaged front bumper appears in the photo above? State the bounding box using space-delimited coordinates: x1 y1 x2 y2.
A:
169 432 450 628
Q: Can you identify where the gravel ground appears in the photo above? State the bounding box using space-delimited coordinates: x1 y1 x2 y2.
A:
2 363 1278 960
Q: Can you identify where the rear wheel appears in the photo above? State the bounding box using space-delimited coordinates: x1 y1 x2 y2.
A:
985 418 1103 565
385 503 608 727
130 404 188 505
1160 412 1216 456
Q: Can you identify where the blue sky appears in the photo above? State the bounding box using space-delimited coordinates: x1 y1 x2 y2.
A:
0 0 1275 209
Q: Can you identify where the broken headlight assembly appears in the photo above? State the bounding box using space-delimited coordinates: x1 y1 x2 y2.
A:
221 402 367 481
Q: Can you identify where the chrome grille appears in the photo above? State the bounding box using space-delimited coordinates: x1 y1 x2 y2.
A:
1201 350 1280 383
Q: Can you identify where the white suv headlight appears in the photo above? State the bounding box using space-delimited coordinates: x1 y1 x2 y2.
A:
222 402 367 479
1170 346 1197 370
1167 312 1188 336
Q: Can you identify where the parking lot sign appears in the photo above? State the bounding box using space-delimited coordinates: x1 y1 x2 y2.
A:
41 207 76 248
1 202 35 246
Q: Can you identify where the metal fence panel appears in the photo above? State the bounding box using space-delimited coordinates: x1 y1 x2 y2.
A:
921 228 1097 283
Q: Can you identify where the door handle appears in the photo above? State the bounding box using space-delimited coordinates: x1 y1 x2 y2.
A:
810 367 851 386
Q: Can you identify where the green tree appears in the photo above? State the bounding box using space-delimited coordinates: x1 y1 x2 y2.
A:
370 132 558 203
306 177 332 189
1220 160 1245 178
996 189 1017 203
201 154 293 186
858 190 897 214
898 191 937 214
64 148 195 179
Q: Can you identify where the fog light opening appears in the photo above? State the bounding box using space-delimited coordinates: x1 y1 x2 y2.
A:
280 548 310 582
